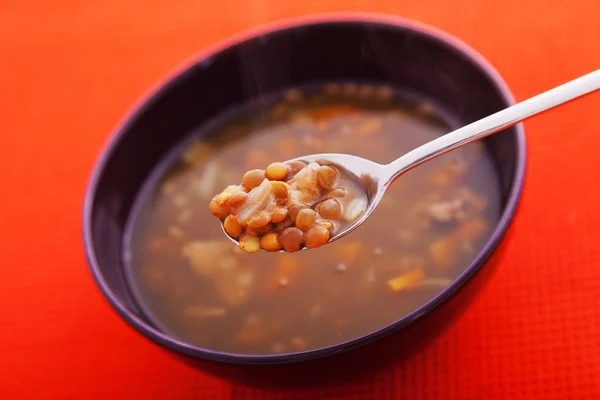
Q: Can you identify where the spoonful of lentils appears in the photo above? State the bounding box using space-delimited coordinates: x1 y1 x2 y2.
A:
209 69 600 253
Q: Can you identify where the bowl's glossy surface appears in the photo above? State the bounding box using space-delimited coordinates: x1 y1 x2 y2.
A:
83 14 526 365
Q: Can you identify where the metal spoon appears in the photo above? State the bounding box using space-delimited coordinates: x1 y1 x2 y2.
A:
226 69 600 249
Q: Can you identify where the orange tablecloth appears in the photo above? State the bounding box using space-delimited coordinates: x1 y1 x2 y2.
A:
2 1 600 398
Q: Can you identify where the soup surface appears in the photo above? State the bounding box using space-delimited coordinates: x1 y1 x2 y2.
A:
125 84 501 355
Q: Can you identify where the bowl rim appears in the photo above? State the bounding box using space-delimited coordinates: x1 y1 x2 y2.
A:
82 11 527 365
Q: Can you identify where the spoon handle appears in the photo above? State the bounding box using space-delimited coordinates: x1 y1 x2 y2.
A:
383 69 600 184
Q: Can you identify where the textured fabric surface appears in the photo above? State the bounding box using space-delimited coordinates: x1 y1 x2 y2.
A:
2 1 600 399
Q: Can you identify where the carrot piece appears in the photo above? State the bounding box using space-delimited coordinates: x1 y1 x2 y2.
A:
386 268 426 293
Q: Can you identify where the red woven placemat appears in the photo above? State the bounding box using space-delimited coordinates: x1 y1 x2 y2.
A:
2 1 600 398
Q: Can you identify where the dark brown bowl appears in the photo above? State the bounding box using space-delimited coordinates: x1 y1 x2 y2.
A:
83 13 526 370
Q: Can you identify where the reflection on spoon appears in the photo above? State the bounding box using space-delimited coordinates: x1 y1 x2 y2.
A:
213 69 600 252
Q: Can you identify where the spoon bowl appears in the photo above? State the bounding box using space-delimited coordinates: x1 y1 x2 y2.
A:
221 153 385 248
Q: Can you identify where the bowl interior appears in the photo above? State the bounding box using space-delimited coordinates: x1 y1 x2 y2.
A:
84 19 524 363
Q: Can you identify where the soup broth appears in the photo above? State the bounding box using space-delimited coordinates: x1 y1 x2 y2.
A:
125 84 501 355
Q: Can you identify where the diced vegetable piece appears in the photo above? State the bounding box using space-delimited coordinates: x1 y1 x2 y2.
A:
288 162 321 203
428 201 457 223
182 240 231 277
235 179 276 225
386 268 426 293
343 198 367 222
247 210 272 229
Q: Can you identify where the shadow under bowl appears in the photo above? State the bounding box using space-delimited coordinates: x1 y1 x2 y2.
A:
83 13 526 375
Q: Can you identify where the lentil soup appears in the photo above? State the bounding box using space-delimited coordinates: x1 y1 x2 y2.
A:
124 84 501 355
